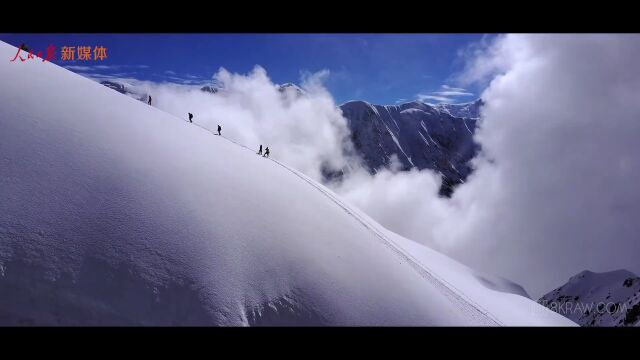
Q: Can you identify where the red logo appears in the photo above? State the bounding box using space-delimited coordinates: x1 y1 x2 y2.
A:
10 43 108 63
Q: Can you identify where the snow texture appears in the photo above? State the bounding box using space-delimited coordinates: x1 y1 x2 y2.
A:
0 41 573 326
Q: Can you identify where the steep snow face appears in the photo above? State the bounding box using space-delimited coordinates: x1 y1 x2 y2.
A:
339 100 479 196
539 270 640 327
0 41 572 326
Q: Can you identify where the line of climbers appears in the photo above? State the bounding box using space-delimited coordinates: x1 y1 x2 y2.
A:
187 112 269 158
147 95 270 158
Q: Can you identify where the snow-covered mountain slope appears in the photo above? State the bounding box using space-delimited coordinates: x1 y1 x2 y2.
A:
538 270 640 327
0 41 573 326
339 100 479 196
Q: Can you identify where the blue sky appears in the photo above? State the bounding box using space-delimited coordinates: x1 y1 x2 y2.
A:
1 34 491 105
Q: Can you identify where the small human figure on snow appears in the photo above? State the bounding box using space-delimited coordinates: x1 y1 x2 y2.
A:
188 113 193 123
257 144 263 155
217 124 222 136
148 95 152 106
263 147 270 158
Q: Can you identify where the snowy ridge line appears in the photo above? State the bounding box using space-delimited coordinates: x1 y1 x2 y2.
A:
184 121 503 325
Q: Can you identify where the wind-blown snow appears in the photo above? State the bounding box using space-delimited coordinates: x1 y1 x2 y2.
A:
0 41 573 326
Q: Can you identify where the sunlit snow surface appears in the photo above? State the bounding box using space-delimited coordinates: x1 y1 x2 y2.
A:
0 41 574 326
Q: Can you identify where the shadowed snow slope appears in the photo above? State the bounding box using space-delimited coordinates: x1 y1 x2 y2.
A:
0 41 573 326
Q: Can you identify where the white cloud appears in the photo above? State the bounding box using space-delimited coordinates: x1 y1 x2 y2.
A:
447 34 640 296
431 91 474 97
64 65 93 71
441 85 467 92
92 65 117 70
163 75 209 85
67 64 150 71
357 34 640 297
416 94 455 103
300 69 331 92
416 85 474 103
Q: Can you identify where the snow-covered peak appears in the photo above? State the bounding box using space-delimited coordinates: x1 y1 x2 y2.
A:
277 83 305 96
539 269 640 326
200 85 221 94
433 99 483 119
